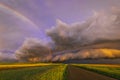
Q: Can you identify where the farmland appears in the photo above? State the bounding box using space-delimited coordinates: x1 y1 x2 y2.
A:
0 63 67 80
75 64 120 80
0 63 119 80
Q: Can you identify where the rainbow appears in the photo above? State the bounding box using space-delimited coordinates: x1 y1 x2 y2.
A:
0 3 39 29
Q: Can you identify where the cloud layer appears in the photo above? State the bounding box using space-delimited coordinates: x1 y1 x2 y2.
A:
15 7 120 62
46 7 120 50
51 49 120 62
15 38 52 62
0 50 16 62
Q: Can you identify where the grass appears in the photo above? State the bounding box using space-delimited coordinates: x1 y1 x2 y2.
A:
74 64 120 79
0 65 55 80
1 63 119 80
0 63 67 80
0 63 57 70
31 64 67 80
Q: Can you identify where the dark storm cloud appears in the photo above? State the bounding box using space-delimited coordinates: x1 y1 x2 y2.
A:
16 7 120 62
15 38 52 62
51 49 120 61
46 7 120 50
0 0 120 62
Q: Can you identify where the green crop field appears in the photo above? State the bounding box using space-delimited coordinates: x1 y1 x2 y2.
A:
0 63 119 80
32 64 67 80
74 64 120 79
0 63 67 80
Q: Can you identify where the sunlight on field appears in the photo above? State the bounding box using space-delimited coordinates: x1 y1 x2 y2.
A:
0 63 67 80
0 63 59 69
74 64 120 67
0 63 119 80
32 65 67 80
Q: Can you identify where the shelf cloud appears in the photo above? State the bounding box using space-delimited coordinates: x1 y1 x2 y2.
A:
15 7 120 62
46 7 120 50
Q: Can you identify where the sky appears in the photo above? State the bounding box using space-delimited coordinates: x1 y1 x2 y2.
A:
0 0 120 61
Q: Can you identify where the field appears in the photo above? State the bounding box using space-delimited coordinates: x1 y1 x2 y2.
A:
75 64 120 79
0 63 119 80
0 63 67 80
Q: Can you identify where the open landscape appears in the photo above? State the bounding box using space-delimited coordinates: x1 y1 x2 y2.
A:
0 63 119 80
0 0 120 80
0 63 66 80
